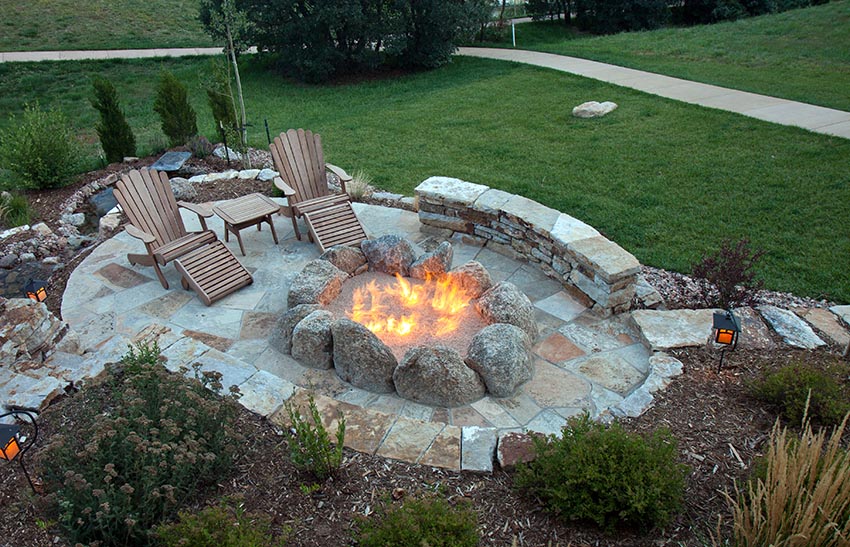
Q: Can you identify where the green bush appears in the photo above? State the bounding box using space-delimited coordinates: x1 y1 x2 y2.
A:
0 191 31 227
357 495 479 547
91 77 136 163
751 360 850 426
203 58 238 139
515 414 688 531
574 0 670 34
0 103 80 189
153 70 199 147
284 394 345 481
244 0 480 82
156 499 288 547
43 342 242 546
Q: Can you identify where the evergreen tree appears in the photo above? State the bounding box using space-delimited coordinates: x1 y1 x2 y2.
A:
153 71 198 147
91 77 136 163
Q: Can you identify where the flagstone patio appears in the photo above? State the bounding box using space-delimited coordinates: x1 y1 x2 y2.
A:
57 199 680 471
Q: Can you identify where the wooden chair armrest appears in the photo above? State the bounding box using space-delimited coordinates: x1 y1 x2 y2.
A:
325 163 352 183
125 224 157 244
177 201 213 218
273 177 297 196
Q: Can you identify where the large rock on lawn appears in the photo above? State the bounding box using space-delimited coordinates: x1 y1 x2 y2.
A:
394 345 486 407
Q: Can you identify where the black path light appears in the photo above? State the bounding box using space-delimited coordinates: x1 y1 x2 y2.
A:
24 278 48 302
712 310 740 372
0 407 40 493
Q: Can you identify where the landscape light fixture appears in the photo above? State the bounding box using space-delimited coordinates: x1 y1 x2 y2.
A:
24 279 47 302
712 310 740 372
0 408 39 493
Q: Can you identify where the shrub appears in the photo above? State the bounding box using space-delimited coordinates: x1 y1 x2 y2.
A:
0 191 31 227
357 495 479 547
284 393 345 481
188 135 214 158
156 499 288 547
153 70 199 147
751 360 850 426
690 238 765 309
515 414 688 531
245 0 480 82
90 77 136 163
43 342 242 546
346 169 374 201
726 415 850 547
574 0 670 34
203 58 238 139
0 103 80 189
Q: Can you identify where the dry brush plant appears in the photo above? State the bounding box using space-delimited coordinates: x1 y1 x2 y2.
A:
726 409 850 547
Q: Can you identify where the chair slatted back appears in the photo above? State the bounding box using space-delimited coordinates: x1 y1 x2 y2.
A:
270 128 328 207
115 169 187 249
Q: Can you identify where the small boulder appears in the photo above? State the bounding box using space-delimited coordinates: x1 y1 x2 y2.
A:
287 259 348 308
476 282 538 341
465 323 532 397
331 319 397 393
319 245 367 276
0 254 17 268
291 310 334 369
446 261 492 298
572 101 618 118
409 241 453 280
268 304 320 354
169 177 198 201
61 212 86 227
394 346 486 407
257 169 278 182
361 235 416 276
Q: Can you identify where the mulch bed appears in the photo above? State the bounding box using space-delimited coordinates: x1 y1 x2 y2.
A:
1 156 847 546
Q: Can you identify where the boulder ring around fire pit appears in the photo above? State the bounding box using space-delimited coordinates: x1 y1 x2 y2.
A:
270 235 538 407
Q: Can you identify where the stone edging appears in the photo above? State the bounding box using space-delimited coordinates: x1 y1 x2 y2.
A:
415 177 641 315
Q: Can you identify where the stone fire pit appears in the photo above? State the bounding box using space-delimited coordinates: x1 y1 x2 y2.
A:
270 235 539 407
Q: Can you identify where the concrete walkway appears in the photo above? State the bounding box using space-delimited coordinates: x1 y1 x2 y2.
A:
459 47 850 139
2 41 847 138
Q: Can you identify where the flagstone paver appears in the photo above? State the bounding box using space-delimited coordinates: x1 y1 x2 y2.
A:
757 305 826 349
631 309 719 350
794 307 850 347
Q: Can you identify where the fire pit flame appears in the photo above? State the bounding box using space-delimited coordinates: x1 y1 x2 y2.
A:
348 273 472 339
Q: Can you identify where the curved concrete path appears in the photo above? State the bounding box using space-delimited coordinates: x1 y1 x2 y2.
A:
1 43 847 139
59 200 668 471
458 47 850 139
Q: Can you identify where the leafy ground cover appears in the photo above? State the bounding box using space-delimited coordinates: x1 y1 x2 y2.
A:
1 56 848 302
0 0 213 51
481 1 850 111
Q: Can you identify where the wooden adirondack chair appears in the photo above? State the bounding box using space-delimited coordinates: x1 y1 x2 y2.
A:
114 169 252 304
270 128 367 251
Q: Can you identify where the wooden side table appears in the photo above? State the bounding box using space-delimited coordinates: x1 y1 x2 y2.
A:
212 193 280 256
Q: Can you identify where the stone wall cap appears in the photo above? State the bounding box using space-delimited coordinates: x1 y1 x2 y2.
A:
551 214 600 247
472 188 513 214
415 177 490 206
500 194 560 234
567 236 640 281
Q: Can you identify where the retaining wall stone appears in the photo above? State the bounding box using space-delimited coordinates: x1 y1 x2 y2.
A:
415 177 640 315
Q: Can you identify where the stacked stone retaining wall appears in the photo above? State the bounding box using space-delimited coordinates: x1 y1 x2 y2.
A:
414 177 640 315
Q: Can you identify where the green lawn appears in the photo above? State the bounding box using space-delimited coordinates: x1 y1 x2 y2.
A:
0 56 847 302
0 0 213 51
480 1 850 111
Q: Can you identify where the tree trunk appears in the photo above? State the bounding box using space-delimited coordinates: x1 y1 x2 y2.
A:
499 0 507 22
226 21 250 168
